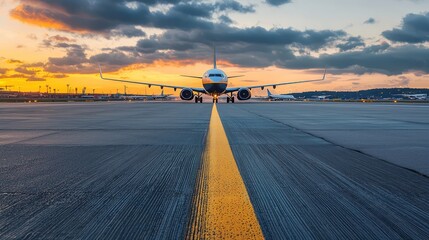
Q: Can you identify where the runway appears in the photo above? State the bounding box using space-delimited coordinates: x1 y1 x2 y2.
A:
1 102 428 239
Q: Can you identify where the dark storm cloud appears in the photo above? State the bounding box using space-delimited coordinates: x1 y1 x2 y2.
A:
382 12 429 43
265 0 292 6
0 68 8 74
11 0 253 33
214 1 254 13
336 36 365 51
131 26 346 53
283 44 429 75
219 15 233 24
111 26 146 38
40 37 429 76
364 18 376 24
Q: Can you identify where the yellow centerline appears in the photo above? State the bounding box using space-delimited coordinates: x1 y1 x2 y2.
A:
187 104 264 239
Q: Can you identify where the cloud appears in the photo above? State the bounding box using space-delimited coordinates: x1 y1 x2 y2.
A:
0 73 29 79
48 35 76 42
382 12 429 43
6 59 24 64
364 18 376 24
215 1 254 13
219 15 233 24
43 73 68 79
110 26 146 38
130 26 346 53
282 44 429 75
0 68 8 74
15 66 38 75
27 34 37 40
10 0 253 34
336 36 365 51
265 0 292 6
26 76 46 81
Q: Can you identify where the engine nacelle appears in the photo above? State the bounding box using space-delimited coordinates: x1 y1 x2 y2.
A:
237 88 251 100
180 88 194 100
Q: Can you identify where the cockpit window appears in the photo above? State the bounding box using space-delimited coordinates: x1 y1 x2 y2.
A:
209 74 223 77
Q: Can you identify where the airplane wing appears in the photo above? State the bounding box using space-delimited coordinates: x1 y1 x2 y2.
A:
99 65 206 93
224 69 326 93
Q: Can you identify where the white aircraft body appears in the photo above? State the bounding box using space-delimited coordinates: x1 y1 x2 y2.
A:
312 95 331 100
267 89 296 100
99 48 326 103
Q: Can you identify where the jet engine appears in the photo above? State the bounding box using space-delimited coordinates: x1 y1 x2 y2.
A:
237 88 251 100
180 88 194 100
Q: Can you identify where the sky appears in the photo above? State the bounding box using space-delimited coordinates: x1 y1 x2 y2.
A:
1 0 429 95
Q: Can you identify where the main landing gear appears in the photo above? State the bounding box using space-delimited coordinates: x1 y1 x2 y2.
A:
194 95 203 103
226 93 235 103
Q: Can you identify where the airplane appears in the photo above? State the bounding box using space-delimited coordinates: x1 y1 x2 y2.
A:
151 90 173 100
267 89 296 101
98 48 326 103
312 95 331 100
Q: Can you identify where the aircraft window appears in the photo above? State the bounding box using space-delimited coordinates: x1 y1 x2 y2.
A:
209 74 223 77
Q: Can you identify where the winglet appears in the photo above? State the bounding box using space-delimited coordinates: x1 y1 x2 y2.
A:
322 68 327 80
98 64 103 79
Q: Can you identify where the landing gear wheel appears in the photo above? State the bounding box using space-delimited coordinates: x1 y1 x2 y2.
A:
231 97 235 103
227 98 230 103
195 97 198 103
199 97 203 103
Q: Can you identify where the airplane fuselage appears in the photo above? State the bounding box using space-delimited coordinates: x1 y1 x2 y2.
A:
202 68 228 96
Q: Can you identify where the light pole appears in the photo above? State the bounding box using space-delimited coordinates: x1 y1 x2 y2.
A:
66 84 69 94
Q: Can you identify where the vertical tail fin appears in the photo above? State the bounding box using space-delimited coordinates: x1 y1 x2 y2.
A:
161 90 164 96
267 89 272 96
213 46 217 69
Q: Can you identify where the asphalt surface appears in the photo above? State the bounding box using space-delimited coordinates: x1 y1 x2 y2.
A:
1 102 428 239
217 103 429 239
0 102 210 239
